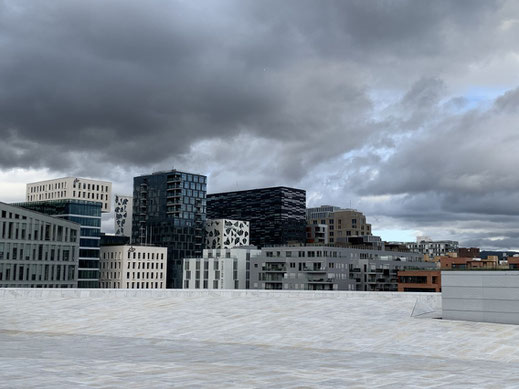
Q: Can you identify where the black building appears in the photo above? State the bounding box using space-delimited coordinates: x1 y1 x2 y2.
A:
15 200 102 288
132 170 207 288
207 186 306 247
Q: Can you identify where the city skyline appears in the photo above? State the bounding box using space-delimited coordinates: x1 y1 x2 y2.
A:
2 1 519 249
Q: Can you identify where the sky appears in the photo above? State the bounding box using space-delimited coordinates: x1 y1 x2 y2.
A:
1 0 519 249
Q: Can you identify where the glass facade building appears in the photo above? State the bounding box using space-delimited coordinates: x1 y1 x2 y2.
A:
132 170 207 288
207 187 307 247
15 200 102 288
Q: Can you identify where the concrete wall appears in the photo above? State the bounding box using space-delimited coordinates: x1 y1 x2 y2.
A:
442 271 519 324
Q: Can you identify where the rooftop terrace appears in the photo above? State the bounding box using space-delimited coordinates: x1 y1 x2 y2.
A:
1 289 518 388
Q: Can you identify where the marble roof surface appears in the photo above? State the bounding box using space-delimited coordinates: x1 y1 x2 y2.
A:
1 289 518 388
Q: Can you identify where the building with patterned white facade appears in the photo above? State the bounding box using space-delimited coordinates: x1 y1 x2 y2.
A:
114 195 133 237
99 245 167 289
205 219 249 249
26 177 112 213
183 247 261 289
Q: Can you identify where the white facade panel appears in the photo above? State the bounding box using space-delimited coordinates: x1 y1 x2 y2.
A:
442 271 519 324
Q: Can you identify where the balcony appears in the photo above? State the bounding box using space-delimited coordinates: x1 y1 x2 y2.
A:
260 274 285 282
307 278 333 283
302 266 326 273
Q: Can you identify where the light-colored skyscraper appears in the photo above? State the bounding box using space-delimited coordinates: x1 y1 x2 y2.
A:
26 177 112 213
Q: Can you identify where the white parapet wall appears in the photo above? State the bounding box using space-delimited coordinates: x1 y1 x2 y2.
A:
442 270 519 324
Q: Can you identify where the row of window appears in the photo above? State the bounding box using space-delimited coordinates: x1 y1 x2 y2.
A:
29 181 67 192
98 281 164 289
0 263 76 282
0 243 75 262
1 219 78 243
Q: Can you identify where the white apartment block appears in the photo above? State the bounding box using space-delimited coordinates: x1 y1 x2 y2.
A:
406 240 459 258
26 177 112 213
100 245 167 289
114 195 133 237
183 247 261 289
205 219 250 249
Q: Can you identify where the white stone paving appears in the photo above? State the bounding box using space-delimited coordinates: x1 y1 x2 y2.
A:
1 289 518 388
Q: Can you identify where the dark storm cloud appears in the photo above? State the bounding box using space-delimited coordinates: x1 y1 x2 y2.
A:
2 0 519 248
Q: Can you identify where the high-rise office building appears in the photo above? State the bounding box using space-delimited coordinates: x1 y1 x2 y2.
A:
0 202 80 288
16 200 102 288
207 187 306 247
132 169 207 288
26 177 112 212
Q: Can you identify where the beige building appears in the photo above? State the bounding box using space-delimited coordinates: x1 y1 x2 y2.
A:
100 245 167 289
26 177 112 213
306 206 371 244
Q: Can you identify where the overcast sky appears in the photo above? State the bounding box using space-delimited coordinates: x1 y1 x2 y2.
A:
1 0 519 249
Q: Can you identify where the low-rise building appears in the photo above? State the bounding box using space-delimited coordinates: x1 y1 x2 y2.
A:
397 270 441 292
440 256 497 270
250 245 435 291
0 202 80 288
99 245 167 289
458 247 480 258
183 247 261 289
508 256 519 269
406 240 459 257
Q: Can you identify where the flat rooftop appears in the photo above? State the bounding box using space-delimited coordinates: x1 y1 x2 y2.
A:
1 289 518 388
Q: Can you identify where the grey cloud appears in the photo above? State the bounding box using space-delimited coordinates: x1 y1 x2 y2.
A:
2 0 519 249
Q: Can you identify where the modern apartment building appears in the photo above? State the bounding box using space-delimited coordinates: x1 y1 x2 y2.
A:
306 224 328 244
16 200 102 288
406 240 459 257
26 177 112 212
306 206 372 244
205 219 249 249
207 187 306 247
99 245 167 289
0 202 80 288
132 169 207 288
114 195 133 237
306 205 340 221
183 247 261 289
250 245 434 291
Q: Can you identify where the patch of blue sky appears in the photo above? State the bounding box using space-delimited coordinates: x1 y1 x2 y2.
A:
448 86 510 113
372 228 417 242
